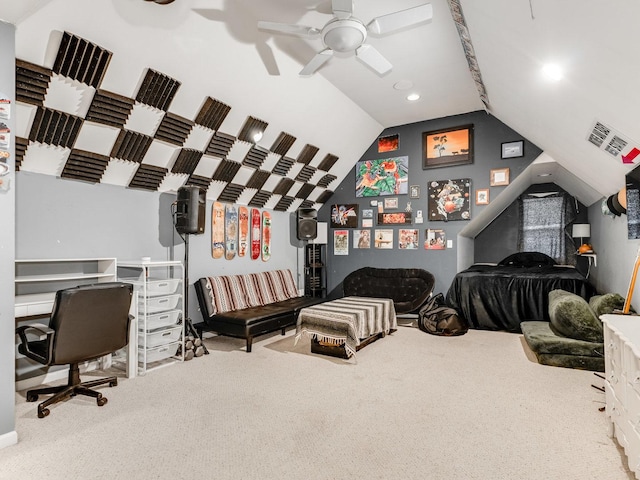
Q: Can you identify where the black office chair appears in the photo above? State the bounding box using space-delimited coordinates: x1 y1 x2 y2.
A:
16 282 134 418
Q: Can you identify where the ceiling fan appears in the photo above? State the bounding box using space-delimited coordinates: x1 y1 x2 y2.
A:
257 0 433 76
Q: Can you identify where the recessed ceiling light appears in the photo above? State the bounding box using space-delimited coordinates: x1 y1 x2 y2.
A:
406 93 420 101
252 131 263 143
537 173 552 177
542 63 563 81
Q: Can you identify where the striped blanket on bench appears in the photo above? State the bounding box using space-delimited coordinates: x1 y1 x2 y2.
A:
295 296 397 358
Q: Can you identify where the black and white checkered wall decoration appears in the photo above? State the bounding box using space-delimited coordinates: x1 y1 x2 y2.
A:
13 31 340 212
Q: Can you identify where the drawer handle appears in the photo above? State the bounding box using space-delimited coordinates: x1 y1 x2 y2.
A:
158 315 169 320
158 299 168 304
161 331 171 337
158 283 168 287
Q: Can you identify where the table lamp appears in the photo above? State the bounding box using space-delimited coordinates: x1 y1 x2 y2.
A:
572 223 593 254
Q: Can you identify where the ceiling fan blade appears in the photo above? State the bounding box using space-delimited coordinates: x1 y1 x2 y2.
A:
355 44 392 75
257 21 321 38
367 3 433 35
299 49 334 76
332 0 354 19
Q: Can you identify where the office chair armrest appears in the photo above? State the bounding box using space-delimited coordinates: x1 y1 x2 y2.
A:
16 324 55 364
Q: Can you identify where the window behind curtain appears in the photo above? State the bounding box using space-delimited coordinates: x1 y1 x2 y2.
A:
518 192 576 265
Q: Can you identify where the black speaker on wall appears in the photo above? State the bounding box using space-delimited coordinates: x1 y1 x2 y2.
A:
175 186 205 235
297 208 318 240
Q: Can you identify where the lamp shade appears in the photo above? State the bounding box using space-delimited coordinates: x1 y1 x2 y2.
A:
572 223 591 238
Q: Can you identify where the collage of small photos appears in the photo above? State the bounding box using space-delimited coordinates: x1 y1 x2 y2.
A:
332 128 516 256
0 93 10 191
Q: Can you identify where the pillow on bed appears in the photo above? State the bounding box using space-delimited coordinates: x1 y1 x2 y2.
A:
589 293 626 317
498 252 557 268
548 289 603 343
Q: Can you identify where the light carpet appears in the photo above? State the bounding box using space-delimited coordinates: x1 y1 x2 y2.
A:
0 326 633 480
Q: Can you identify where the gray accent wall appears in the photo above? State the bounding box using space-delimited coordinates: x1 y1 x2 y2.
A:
319 111 543 296
0 20 15 447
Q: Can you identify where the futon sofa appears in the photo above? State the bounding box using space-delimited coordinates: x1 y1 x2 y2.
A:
341 267 435 314
194 269 324 352
521 289 626 372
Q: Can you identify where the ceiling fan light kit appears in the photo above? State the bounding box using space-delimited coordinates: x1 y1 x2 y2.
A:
258 1 433 76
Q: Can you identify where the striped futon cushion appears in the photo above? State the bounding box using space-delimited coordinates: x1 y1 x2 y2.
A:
205 269 299 315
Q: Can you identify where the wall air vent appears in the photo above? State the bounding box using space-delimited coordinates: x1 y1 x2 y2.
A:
297 144 319 165
242 145 269 169
587 120 640 163
15 137 28 171
274 196 295 211
206 131 235 158
295 165 315 182
270 132 296 156
85 90 134 128
53 32 112 88
171 148 203 175
61 149 109 183
15 59 52 106
237 116 268 144
246 170 270 190
110 130 153 163
317 154 338 171
155 112 194 146
195 97 231 131
296 183 315 199
29 107 83 148
272 156 294 176
249 190 272 208
212 159 241 182
273 178 294 196
136 69 181 111
128 164 167 190
218 183 244 203
185 175 212 191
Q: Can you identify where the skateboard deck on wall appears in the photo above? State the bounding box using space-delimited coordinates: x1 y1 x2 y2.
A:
238 206 249 257
262 211 271 262
225 205 238 260
211 201 225 259
251 208 261 260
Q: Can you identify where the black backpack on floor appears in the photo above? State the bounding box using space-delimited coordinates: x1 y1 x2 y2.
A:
418 293 468 336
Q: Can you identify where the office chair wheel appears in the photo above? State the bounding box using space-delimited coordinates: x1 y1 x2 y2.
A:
37 407 50 418
26 393 38 402
97 397 108 407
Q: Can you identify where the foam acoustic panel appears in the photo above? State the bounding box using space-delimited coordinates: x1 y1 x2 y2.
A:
14 30 340 212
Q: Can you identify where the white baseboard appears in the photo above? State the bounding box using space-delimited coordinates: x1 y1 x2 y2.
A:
0 430 18 450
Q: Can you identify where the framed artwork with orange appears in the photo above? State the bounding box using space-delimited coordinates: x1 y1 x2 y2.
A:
423 124 473 169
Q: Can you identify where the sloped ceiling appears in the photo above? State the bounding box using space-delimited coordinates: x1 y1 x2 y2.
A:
1 0 639 209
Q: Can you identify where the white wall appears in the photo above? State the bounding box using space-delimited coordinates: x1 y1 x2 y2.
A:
0 20 16 449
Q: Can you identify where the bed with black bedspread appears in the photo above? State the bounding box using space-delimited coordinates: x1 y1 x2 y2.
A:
445 252 595 332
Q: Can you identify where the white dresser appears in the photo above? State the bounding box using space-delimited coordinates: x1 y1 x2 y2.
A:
602 314 640 479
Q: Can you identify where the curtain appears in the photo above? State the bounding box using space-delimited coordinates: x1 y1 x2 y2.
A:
518 192 577 265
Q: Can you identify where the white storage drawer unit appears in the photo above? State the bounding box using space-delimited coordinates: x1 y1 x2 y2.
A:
118 260 184 375
602 314 640 479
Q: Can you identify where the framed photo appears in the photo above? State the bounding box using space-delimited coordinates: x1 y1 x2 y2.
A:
427 178 471 221
334 230 349 255
476 188 490 205
374 229 394 249
501 140 524 159
490 168 510 186
384 197 398 209
356 156 409 197
362 209 374 218
410 185 420 199
378 212 412 225
422 124 473 169
399 229 419 249
424 229 446 250
353 229 371 249
330 204 359 228
362 218 373 228
378 134 399 153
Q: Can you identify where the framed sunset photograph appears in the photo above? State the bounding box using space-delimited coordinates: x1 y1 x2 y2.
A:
423 125 474 169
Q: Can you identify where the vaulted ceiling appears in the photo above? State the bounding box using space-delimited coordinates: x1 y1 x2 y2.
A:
1 0 638 210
